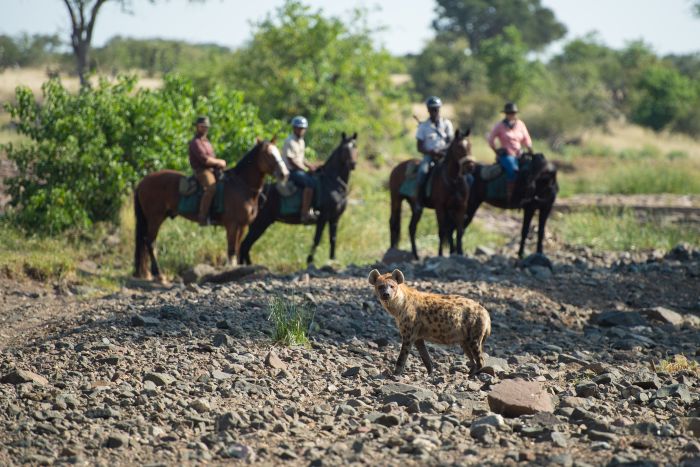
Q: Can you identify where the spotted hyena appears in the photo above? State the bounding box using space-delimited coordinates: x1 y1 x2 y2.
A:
368 268 491 375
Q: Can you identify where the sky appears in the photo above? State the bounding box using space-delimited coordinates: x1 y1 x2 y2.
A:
2 0 700 57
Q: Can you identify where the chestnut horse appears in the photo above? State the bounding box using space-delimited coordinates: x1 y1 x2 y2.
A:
388 129 472 260
133 140 288 280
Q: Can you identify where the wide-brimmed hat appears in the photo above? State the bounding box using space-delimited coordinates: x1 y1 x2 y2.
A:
195 116 211 127
503 102 519 113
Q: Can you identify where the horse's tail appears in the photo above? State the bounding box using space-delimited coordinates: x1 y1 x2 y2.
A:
133 188 148 277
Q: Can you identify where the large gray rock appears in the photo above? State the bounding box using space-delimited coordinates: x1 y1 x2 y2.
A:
641 306 684 326
143 372 175 387
181 263 218 284
487 379 554 417
378 383 437 407
201 265 269 284
1 369 48 386
590 310 646 327
382 248 414 264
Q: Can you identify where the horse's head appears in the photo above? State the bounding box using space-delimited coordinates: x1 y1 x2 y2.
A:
258 138 289 182
339 132 359 171
447 128 473 174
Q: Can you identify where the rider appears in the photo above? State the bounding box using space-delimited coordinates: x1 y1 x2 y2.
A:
415 96 454 211
282 115 317 222
189 116 227 226
488 102 533 206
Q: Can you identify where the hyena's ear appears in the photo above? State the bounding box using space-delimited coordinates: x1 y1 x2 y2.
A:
391 269 404 284
368 269 380 285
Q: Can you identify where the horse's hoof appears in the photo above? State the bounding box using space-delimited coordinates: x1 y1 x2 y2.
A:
154 275 169 285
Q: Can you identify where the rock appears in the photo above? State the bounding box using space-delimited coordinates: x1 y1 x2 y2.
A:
382 248 414 264
378 383 437 407
201 265 269 284
667 243 692 261
640 306 684 326
551 431 568 447
160 305 187 320
520 252 553 270
342 366 361 378
182 263 218 284
529 265 553 280
630 370 662 390
215 412 241 432
131 315 160 327
212 333 234 348
220 443 253 460
1 369 48 386
587 430 617 443
471 414 508 430
475 245 495 257
487 379 554 417
470 424 497 444
211 370 233 380
105 433 129 448
575 381 599 398
265 351 287 370
143 372 175 387
190 398 211 413
655 384 692 403
374 414 401 427
590 310 646 327
682 418 700 438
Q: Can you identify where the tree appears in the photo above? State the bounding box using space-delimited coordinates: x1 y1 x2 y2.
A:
61 1 203 85
477 26 531 102
629 65 696 131
432 0 566 53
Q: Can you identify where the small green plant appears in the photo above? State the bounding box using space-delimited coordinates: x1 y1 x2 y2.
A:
267 294 316 346
656 355 699 375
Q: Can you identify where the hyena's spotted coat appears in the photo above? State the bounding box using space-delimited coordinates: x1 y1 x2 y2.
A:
368 268 491 375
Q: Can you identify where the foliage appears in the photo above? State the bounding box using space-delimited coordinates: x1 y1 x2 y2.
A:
432 0 566 53
629 65 696 131
3 74 271 233
93 36 231 77
656 355 699 375
267 294 316 346
476 26 532 102
0 34 64 70
195 0 408 156
409 36 487 101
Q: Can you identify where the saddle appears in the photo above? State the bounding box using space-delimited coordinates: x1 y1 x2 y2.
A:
178 175 198 196
400 160 438 199
275 179 299 197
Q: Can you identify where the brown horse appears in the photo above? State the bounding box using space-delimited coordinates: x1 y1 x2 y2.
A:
133 140 289 280
388 129 472 260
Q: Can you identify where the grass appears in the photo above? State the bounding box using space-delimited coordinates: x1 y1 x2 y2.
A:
656 355 699 376
267 294 316 347
553 208 700 252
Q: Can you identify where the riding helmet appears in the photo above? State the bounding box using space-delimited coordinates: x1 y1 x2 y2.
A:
291 115 308 129
426 96 442 109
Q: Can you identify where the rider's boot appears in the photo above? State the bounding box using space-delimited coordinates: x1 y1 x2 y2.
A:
301 187 317 223
414 173 426 212
197 185 216 226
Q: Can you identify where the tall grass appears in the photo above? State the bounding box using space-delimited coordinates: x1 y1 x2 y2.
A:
553 208 699 251
267 294 316 346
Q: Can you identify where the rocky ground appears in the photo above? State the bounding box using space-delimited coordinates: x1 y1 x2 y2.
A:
1 241 699 466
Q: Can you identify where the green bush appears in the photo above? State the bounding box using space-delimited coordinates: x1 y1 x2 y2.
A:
3 74 272 233
268 294 316 346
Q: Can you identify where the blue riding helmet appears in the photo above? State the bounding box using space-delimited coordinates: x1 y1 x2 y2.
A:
426 96 442 109
291 116 308 129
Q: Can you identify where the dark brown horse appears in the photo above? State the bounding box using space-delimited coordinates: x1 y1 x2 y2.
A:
462 153 558 258
240 133 359 265
388 129 472 260
133 140 289 280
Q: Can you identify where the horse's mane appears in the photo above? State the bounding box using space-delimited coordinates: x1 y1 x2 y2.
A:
229 142 262 176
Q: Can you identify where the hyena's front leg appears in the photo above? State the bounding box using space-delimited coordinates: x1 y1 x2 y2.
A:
415 339 433 374
394 338 413 375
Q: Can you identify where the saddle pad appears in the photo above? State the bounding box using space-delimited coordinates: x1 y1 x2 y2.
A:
177 182 225 215
481 163 503 181
486 173 508 201
279 177 321 216
399 168 435 199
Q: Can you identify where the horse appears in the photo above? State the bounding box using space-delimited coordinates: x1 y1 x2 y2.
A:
133 139 289 280
462 153 558 258
388 129 472 260
239 132 359 265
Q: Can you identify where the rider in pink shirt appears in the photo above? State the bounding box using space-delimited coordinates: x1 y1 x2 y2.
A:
487 102 534 205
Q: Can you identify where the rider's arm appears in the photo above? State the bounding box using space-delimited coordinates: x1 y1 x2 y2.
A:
487 123 500 153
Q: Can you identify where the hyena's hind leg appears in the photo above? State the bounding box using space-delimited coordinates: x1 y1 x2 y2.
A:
460 341 478 374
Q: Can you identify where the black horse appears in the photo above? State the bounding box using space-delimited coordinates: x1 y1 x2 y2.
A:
240 133 358 265
462 153 558 258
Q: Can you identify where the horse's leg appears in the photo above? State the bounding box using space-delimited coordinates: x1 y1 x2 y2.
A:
240 215 274 265
435 208 447 257
146 216 166 280
454 209 466 256
519 205 536 259
389 193 402 249
408 205 423 260
307 218 327 265
226 223 241 266
536 202 553 255
328 217 339 261
234 225 247 266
